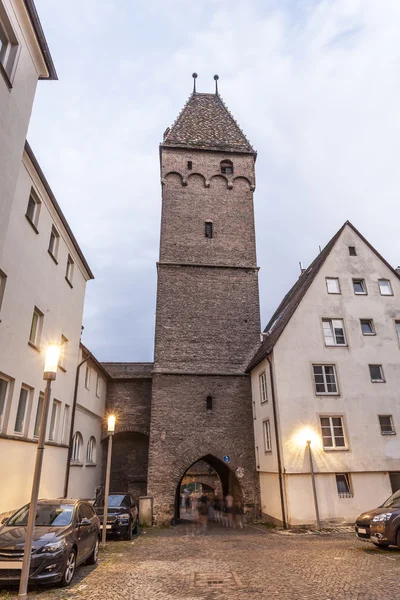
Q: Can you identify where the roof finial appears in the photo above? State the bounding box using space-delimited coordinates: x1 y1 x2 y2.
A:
192 72 198 93
214 74 219 95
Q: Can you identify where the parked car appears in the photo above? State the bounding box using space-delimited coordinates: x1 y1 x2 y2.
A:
355 489 400 548
0 499 100 587
94 493 138 540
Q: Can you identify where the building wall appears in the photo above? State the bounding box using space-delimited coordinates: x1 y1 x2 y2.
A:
0 0 49 260
0 153 90 513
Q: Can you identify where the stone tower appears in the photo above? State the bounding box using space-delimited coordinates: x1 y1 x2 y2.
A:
147 78 261 523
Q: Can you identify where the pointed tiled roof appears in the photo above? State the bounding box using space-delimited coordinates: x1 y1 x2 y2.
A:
246 221 400 372
162 93 255 154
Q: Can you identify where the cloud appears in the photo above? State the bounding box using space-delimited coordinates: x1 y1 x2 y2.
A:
30 0 400 360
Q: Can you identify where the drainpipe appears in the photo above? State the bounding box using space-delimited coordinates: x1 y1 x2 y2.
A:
63 352 91 498
266 355 287 529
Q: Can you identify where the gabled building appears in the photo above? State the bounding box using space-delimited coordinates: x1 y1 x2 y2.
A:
248 221 400 526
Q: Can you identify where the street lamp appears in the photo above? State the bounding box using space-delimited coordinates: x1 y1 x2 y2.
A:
18 344 60 600
101 415 116 548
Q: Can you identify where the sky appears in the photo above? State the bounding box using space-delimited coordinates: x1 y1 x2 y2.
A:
29 0 400 362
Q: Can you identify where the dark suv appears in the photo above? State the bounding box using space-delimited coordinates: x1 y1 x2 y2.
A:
0 499 100 587
355 489 400 548
94 493 138 540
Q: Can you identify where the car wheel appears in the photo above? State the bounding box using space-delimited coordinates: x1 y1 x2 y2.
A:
86 537 99 565
125 521 133 540
59 550 76 587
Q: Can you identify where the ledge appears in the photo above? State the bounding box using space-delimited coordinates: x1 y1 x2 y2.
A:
28 341 41 353
157 261 259 271
85 463 97 468
0 433 68 448
70 461 83 467
25 215 39 234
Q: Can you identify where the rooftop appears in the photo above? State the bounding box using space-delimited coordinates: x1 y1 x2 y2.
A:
101 362 154 379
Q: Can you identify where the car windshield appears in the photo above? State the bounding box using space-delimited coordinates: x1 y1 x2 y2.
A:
7 504 74 527
95 494 128 508
382 490 400 508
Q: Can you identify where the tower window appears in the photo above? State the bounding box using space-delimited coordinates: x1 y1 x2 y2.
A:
206 395 213 410
187 161 192 170
205 221 213 239
220 159 233 175
349 246 357 256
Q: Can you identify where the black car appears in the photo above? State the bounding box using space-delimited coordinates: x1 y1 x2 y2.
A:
355 489 400 548
94 493 138 540
0 499 100 587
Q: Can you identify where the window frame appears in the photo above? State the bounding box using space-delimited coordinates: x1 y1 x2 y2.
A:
395 320 400 346
205 221 213 239
84 365 91 390
369 364 385 383
321 318 347 347
33 393 44 439
48 226 60 262
259 371 268 403
0 4 20 86
59 335 68 371
379 415 395 436
0 374 10 433
325 277 341 294
28 306 44 349
220 159 234 175
48 399 61 442
95 374 100 398
0 269 7 312
61 405 70 445
71 432 83 463
312 364 339 396
25 188 41 232
86 436 96 464
335 473 353 498
378 279 393 296
14 386 30 436
65 254 74 287
263 419 272 453
360 319 375 336
348 246 357 256
319 415 348 450
352 278 367 295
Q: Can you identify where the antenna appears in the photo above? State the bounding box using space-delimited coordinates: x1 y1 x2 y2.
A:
214 74 219 95
192 72 198 93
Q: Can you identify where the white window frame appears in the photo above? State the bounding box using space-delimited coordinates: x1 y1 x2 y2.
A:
352 278 367 295
0 269 7 312
61 405 70 444
378 279 393 296
379 415 395 436
259 371 268 403
312 364 338 395
84 365 91 390
369 364 385 383
71 432 83 463
29 306 43 348
14 386 30 436
48 226 60 261
395 320 400 345
25 188 41 230
360 319 375 336
86 436 96 464
0 375 10 433
322 318 347 346
33 393 44 439
0 4 20 84
66 254 74 286
263 419 272 453
59 335 68 371
48 399 61 442
335 473 353 498
325 278 340 294
319 415 347 450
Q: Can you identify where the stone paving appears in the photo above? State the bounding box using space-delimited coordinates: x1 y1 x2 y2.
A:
1 521 400 600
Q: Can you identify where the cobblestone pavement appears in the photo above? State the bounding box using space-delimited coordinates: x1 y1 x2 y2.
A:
1 521 400 600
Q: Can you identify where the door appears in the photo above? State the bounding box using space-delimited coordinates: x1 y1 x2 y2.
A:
389 472 400 494
76 504 94 562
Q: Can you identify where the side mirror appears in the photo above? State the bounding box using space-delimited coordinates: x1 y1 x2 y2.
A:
80 518 91 527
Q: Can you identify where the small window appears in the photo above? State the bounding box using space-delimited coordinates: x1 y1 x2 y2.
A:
61 405 70 444
395 320 400 344
0 376 9 432
349 246 357 256
259 371 268 403
379 415 395 435
86 437 96 464
0 269 7 311
48 226 60 260
263 419 272 452
96 374 100 398
360 319 375 335
29 306 43 348
220 159 233 175
66 255 74 286
26 189 41 229
313 365 338 395
85 365 91 390
59 335 68 370
320 416 346 449
187 161 192 170
71 432 83 462
206 395 213 410
379 279 393 296
369 364 385 382
353 279 367 295
205 221 213 239
252 399 256 420
33 393 44 438
14 387 29 434
335 473 353 498
0 10 19 83
326 278 340 294
48 399 60 442
322 319 347 346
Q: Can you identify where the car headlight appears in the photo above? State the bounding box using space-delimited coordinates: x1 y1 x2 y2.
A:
38 540 65 554
119 513 130 520
372 513 393 522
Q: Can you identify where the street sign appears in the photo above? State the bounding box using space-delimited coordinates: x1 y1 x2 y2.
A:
223 455 231 463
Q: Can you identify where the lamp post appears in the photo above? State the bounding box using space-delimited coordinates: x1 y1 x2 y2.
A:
101 415 116 549
306 439 321 530
18 345 60 600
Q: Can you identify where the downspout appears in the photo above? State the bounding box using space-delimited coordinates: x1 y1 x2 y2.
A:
266 355 287 529
63 352 91 498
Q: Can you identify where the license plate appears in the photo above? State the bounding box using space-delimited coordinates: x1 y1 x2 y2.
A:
101 524 112 529
358 527 367 534
0 561 23 569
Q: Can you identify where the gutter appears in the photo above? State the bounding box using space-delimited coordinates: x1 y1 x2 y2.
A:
23 0 57 80
266 355 287 529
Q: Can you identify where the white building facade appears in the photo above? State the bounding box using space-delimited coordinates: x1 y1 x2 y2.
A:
249 222 400 527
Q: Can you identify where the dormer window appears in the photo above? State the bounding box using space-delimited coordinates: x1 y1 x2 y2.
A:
220 160 233 175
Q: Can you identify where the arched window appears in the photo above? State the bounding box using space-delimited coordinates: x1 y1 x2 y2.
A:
220 159 233 175
86 436 96 464
71 432 83 463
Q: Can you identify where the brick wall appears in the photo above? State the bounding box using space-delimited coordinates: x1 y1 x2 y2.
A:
106 378 152 436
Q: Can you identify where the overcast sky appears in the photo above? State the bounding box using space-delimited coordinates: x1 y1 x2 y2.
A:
29 0 400 362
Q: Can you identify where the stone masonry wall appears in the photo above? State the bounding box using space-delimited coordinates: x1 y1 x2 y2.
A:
106 378 152 436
